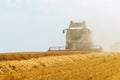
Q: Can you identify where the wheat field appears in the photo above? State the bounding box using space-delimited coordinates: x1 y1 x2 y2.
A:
0 52 120 80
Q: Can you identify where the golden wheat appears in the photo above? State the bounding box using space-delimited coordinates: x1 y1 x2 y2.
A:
0 52 120 80
0 51 89 61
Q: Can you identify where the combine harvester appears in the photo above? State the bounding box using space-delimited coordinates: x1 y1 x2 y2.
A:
48 20 102 52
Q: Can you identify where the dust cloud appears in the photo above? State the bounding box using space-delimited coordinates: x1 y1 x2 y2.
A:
86 16 120 52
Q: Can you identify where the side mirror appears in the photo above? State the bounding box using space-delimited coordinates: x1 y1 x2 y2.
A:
63 30 65 34
63 29 69 34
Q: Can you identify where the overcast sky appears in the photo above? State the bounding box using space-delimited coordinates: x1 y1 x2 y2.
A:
0 0 120 52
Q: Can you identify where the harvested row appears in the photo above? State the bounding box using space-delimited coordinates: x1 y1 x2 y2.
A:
0 51 90 61
0 52 120 80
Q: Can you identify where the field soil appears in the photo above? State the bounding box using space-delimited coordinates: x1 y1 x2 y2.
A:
0 52 120 80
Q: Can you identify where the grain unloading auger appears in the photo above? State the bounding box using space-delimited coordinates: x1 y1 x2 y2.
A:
48 20 102 52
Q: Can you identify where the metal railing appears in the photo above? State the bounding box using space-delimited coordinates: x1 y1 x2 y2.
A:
48 46 65 51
